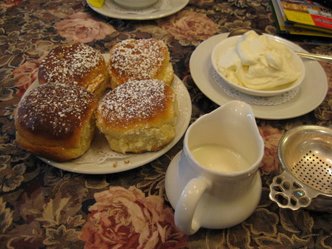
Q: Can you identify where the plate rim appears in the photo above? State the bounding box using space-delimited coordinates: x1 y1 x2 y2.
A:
86 0 189 20
189 33 328 120
39 75 192 174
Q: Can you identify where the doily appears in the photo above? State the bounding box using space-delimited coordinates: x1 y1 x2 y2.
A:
74 133 130 165
211 68 299 106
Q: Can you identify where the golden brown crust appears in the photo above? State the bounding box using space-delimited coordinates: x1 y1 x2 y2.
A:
15 82 98 161
38 43 109 97
96 79 177 153
109 38 174 89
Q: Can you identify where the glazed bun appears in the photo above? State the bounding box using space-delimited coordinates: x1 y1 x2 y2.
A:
96 79 177 154
15 83 98 162
38 43 109 97
109 38 174 89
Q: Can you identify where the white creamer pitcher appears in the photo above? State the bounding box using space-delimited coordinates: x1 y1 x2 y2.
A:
165 100 264 235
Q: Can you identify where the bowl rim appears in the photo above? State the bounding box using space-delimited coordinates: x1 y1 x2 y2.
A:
113 0 159 9
278 125 332 170
276 125 332 197
210 34 306 97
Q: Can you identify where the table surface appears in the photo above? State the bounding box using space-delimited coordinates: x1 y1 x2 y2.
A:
1 0 331 248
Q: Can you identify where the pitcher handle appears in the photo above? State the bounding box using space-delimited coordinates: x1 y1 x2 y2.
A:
174 176 212 235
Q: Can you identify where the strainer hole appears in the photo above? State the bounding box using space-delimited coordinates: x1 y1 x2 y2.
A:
299 197 310 205
282 181 290 190
276 177 283 184
293 189 305 198
275 194 289 205
290 198 297 206
273 186 283 192
293 182 301 189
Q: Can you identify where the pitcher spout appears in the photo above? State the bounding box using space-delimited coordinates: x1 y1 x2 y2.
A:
210 100 258 130
185 100 264 176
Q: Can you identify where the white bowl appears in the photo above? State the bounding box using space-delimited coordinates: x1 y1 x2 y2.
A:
211 34 305 97
114 0 159 9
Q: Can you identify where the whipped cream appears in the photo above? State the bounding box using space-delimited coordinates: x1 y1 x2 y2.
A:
218 31 300 90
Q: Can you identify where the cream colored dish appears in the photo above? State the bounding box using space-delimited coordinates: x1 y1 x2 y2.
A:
211 31 305 97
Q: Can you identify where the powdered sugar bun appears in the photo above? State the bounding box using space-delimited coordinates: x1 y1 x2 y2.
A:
38 43 109 97
15 82 98 161
109 38 174 89
96 79 177 153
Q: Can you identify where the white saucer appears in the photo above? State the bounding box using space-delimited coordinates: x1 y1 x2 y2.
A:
189 33 328 120
165 151 262 229
87 0 189 20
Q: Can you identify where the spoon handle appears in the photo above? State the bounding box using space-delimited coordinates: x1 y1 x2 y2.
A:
296 51 332 63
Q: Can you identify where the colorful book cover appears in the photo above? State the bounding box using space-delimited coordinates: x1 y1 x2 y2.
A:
279 0 332 30
271 0 332 38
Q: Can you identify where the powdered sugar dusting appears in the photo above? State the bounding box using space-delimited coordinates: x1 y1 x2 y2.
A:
110 39 165 80
39 43 102 84
99 79 169 125
18 83 94 137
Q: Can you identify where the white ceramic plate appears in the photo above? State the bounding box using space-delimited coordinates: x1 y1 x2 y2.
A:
189 33 328 120
86 0 189 20
36 75 191 174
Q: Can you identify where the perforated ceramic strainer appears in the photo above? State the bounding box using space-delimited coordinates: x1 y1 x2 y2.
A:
269 125 332 211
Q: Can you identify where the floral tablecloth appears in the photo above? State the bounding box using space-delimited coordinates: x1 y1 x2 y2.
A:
1 0 332 248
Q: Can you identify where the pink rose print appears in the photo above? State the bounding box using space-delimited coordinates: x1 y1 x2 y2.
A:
55 12 116 43
160 10 219 46
190 0 215 6
79 186 187 249
259 125 283 175
12 59 40 96
0 0 21 9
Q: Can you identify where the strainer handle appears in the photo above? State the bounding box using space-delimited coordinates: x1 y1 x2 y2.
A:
269 171 319 210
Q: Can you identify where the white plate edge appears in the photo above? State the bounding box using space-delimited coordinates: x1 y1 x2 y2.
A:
87 0 189 20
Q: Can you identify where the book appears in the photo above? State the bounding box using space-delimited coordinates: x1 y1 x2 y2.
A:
271 0 332 38
278 0 332 30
